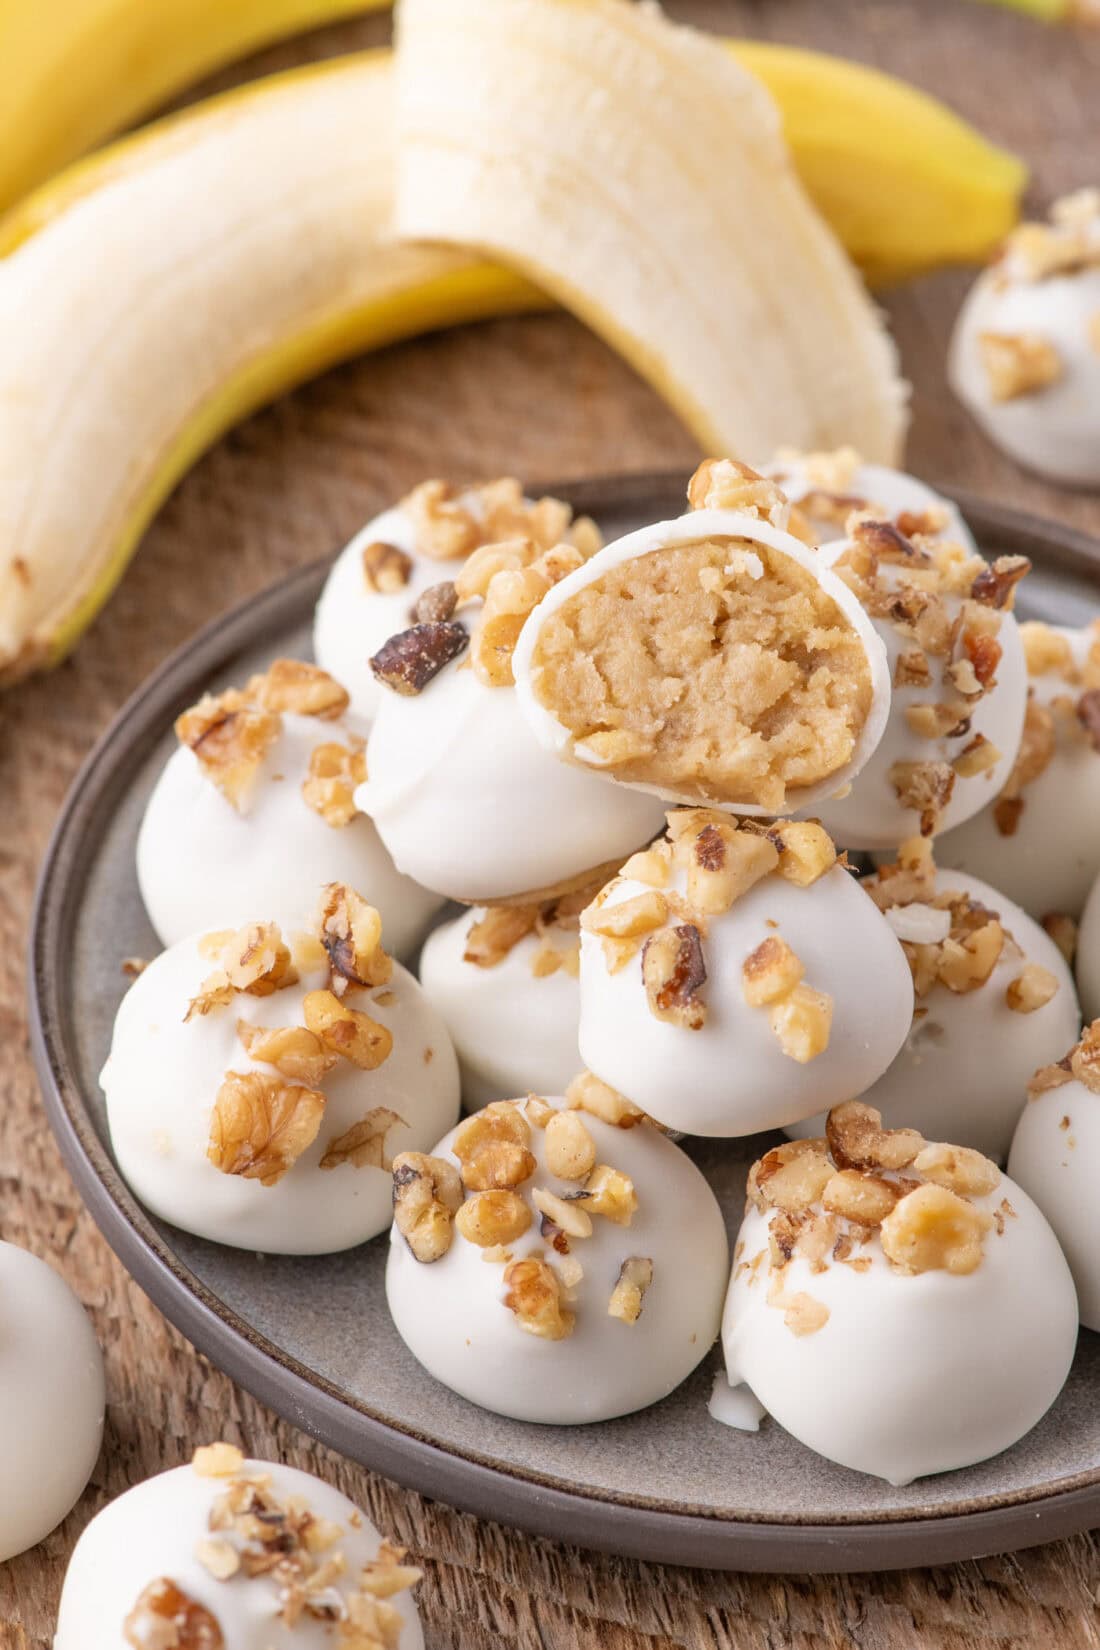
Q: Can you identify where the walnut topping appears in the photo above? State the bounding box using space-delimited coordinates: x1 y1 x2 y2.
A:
236 1021 336 1087
867 835 936 910
502 1255 575 1340
912 1142 1000 1197
619 845 672 888
369 620 468 696
608 1256 654 1323
471 560 552 687
667 808 779 913
302 740 367 827
247 658 349 720
401 479 486 560
544 1110 597 1181
888 758 956 835
402 476 596 566
583 890 669 940
1005 963 1060 1014
195 1538 241 1581
821 1169 900 1226
768 983 833 1063
1020 621 1075 679
1070 1022 1100 1094
641 923 707 1029
193 1442 245 1478
978 331 1063 402
766 820 837 886
894 648 932 689
686 457 789 528
362 539 413 593
455 1189 532 1247
207 1071 325 1186
187 922 296 1020
453 1102 536 1191
462 904 539 966
953 734 1001 778
317 884 392 994
564 1070 645 1128
124 1579 224 1650
176 692 281 812
531 1185 593 1239
412 580 458 624
392 1151 464 1261
577 1164 638 1225
303 989 393 1070
936 916 1004 993
880 1183 993 1276
320 1108 404 1172
826 1100 923 1173
905 700 970 740
970 555 1032 610
783 1292 830 1337
748 1141 833 1215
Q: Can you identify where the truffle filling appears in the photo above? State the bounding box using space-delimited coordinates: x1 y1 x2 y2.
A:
530 537 873 811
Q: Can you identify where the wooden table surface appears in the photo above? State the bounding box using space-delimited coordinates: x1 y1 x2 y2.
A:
3 1 1100 1644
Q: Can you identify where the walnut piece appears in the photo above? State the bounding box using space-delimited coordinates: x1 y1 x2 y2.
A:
767 820 837 886
187 922 296 1019
577 1164 638 1225
888 759 956 836
952 734 1001 778
686 458 789 527
1005 964 1060 1014
236 1020 336 1087
412 580 458 624
462 904 540 967
583 890 669 940
826 1100 923 1172
123 1578 224 1650
641 923 707 1029
176 691 281 813
880 1183 992 1276
821 1169 900 1226
742 936 805 1007
453 1102 537 1191
1070 1022 1100 1094
668 808 779 913
247 658 349 720
392 1151 464 1262
192 1442 245 1478
544 1110 598 1181
455 1189 532 1247
303 988 393 1070
207 1071 325 1186
564 1070 645 1128
768 983 833 1063
302 739 367 827
970 555 1032 611
747 1140 832 1215
369 620 468 696
362 539 413 593
320 1108 404 1172
608 1256 654 1324
978 331 1063 402
912 1142 1000 1197
317 884 392 993
532 1185 593 1240
502 1256 575 1340
936 918 1004 993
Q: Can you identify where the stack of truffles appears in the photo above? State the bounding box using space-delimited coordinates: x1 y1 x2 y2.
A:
93 451 1100 1494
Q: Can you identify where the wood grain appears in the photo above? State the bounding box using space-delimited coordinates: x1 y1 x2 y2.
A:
3 1 1100 1644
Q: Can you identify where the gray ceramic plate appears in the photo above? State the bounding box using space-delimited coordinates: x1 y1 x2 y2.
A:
29 473 1100 1573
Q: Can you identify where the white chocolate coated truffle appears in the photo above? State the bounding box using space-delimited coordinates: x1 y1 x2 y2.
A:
385 1095 728 1423
101 921 460 1254
766 447 976 550
724 1153 1077 1485
358 664 664 903
788 866 1081 1160
513 506 891 818
0 1242 104 1562
1009 1027 1100 1331
936 622 1100 920
1078 870 1100 1022
419 905 581 1108
54 1451 423 1650
808 536 1028 850
949 192 1100 487
139 698 442 957
577 823 913 1137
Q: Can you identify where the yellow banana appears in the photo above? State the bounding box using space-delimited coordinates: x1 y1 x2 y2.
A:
0 0 390 213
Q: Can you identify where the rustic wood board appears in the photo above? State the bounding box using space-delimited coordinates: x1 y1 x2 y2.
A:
3 0 1100 1644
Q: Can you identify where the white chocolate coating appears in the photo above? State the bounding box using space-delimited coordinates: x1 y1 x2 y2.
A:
578 863 913 1138
1009 1068 1100 1331
419 909 581 1108
385 1097 729 1423
937 625 1100 919
0 1243 104 1563
138 709 442 956
314 504 455 722
787 870 1081 1161
1078 871 1100 1022
810 545 1028 850
512 508 892 818
101 934 460 1254
949 259 1100 487
766 454 976 550
357 665 665 903
54 1457 423 1650
723 1178 1077 1485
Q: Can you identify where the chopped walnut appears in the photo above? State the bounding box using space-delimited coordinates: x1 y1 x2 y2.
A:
462 904 539 967
1006 963 1060 1014
302 739 367 827
247 658 349 720
502 1255 574 1339
471 562 552 687
894 648 932 690
888 759 956 835
668 809 779 913
369 620 468 696
187 922 297 1020
362 539 413 593
912 1142 1000 1197
401 479 484 560
123 1578 224 1650
454 538 534 603
522 1094 555 1129
207 1071 325 1186
1070 1022 1100 1094
192 1442 245 1478
455 1189 532 1247
741 936 805 1007
453 1102 537 1191
783 1292 830 1337
532 1185 593 1239
768 984 833 1063
953 734 1001 778
821 1169 900 1226
583 889 669 940
303 988 393 1070
577 1164 638 1226
412 580 458 624
937 918 1004 993
1020 620 1075 679
176 691 281 813
195 1537 241 1581
392 1151 464 1262
641 923 707 1029
826 1101 923 1173
978 331 1063 402
236 1020 336 1087
608 1256 654 1323
564 1070 645 1128
320 1108 404 1171
544 1110 597 1181
766 820 837 886
880 1183 992 1276
748 1140 833 1215
905 701 970 740
686 458 789 527
317 884 392 993
970 555 1032 611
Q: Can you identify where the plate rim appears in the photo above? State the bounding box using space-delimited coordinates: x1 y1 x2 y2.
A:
28 473 1100 1573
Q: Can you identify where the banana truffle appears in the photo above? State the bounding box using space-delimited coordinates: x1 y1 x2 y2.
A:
54 1442 423 1650
513 461 890 818
724 1103 1078 1485
101 884 460 1254
0 1242 104 1563
418 890 587 1109
765 445 975 551
354 485 665 904
806 515 1029 850
936 619 1100 921
949 189 1100 487
576 809 912 1138
385 1088 729 1423
138 659 441 957
788 842 1081 1161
